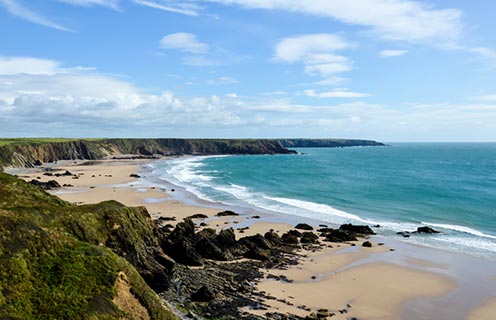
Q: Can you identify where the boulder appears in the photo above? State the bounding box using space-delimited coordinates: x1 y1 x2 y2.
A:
264 230 282 246
397 231 411 238
239 234 272 250
325 230 357 242
416 226 440 234
216 210 239 217
295 223 313 231
29 179 61 190
300 232 319 244
362 241 372 247
188 213 209 219
288 229 302 237
339 223 375 235
281 232 299 244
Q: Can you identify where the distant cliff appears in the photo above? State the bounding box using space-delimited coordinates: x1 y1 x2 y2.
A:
0 138 385 168
279 139 386 148
0 139 294 168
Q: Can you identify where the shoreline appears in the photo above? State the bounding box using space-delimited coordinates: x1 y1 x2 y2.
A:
8 157 496 319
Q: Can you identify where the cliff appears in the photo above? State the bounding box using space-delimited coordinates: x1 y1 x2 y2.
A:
0 172 177 319
0 138 295 168
278 138 386 148
0 138 385 168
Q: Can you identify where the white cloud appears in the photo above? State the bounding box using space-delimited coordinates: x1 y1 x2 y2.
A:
0 0 74 31
468 47 496 60
226 93 238 98
275 34 351 63
160 32 208 54
132 0 200 16
57 0 120 10
0 55 252 136
473 94 496 102
379 49 408 57
206 76 238 85
274 34 353 83
262 91 288 96
206 0 462 45
304 89 369 98
0 56 61 75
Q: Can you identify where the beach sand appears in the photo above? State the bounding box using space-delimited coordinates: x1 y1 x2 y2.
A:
13 159 467 319
468 297 496 320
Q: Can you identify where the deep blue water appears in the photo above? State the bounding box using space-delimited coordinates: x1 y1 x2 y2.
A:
150 143 496 259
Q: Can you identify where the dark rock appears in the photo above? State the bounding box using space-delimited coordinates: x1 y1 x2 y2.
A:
216 210 239 217
191 286 215 302
373 224 381 228
339 224 375 235
288 229 302 237
161 219 204 266
188 213 208 219
317 227 334 233
200 222 208 227
216 228 239 253
243 247 271 261
54 170 73 177
417 226 440 234
362 241 372 247
281 232 299 244
239 234 272 250
129 173 141 178
29 179 61 190
43 172 53 176
300 232 319 244
319 224 328 228
325 230 357 242
396 231 411 238
295 223 313 231
158 216 176 221
264 231 282 245
251 215 261 219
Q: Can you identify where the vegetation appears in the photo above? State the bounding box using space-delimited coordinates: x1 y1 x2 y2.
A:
0 138 102 147
0 172 176 319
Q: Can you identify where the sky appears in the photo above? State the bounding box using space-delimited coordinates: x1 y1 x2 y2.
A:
1 0 496 141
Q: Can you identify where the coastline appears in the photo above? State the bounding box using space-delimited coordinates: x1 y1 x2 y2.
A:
9 157 496 319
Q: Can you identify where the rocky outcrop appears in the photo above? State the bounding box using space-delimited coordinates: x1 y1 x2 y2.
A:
417 226 441 234
339 223 375 235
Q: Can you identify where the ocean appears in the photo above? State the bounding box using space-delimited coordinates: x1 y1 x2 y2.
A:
147 143 496 260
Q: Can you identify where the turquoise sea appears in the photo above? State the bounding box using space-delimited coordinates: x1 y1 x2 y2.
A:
149 143 496 260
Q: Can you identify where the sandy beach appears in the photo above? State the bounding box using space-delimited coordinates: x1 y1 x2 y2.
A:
12 158 495 319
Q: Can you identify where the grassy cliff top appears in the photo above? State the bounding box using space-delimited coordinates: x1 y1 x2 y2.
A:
0 172 176 320
0 138 102 147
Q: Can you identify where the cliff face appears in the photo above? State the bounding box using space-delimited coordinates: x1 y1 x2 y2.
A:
0 139 295 168
0 172 176 319
0 138 386 168
279 139 386 148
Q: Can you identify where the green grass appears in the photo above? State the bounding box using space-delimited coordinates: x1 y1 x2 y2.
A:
0 173 176 320
0 138 102 147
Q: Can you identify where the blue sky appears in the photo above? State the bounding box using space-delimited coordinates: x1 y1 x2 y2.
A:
1 0 496 141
